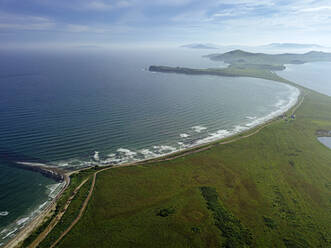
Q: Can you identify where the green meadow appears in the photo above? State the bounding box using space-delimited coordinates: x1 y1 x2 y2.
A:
19 53 331 247
49 87 331 247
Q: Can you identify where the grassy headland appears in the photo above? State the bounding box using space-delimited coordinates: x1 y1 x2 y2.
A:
53 89 331 248
205 50 331 66
19 50 331 248
149 65 292 85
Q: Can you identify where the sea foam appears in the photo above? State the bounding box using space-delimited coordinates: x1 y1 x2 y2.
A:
180 133 190 138
192 125 207 133
16 217 29 226
2 228 17 240
0 212 8 217
93 151 100 161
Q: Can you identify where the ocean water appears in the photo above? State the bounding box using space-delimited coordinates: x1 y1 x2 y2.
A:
277 62 331 96
318 137 331 149
0 48 299 244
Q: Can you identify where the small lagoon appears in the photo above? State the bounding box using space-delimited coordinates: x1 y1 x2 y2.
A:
318 137 331 149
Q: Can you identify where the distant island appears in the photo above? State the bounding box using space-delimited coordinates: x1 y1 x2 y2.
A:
205 49 331 65
264 43 324 50
180 43 219 49
150 50 331 84
14 49 331 248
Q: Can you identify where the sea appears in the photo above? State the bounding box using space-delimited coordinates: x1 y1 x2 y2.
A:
0 47 304 245
277 62 331 97
277 61 331 151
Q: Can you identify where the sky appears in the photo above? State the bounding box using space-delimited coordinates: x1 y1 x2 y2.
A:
0 0 331 49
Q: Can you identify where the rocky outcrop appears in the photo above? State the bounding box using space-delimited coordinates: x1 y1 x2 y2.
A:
14 162 65 182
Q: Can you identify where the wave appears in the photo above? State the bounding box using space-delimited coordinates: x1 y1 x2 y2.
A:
45 85 300 171
195 129 232 145
1 228 17 240
46 183 64 199
117 148 137 157
180 133 190 138
0 212 9 217
153 145 177 154
192 125 207 133
0 83 300 246
16 217 29 226
15 161 55 168
244 85 299 128
137 149 157 159
93 151 100 161
274 99 286 108
0 181 65 245
49 84 299 169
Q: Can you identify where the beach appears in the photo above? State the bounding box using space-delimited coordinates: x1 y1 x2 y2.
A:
3 82 303 248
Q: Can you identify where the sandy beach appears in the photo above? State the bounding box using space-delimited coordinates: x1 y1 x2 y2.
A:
2 87 304 248
3 172 70 248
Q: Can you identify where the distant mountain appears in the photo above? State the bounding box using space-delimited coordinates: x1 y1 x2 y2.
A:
264 43 324 49
181 43 219 49
205 49 331 66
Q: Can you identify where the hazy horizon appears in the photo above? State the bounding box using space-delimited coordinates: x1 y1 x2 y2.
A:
1 0 331 50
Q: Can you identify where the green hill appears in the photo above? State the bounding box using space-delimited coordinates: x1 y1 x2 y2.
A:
206 50 331 67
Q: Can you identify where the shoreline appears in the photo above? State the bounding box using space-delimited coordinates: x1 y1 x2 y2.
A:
13 162 66 182
3 78 303 248
3 169 70 248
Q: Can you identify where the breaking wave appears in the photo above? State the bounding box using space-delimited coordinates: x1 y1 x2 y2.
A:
192 125 207 133
0 212 8 217
47 84 300 170
0 181 65 244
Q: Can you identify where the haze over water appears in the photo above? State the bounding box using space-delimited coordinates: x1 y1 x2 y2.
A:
0 48 300 244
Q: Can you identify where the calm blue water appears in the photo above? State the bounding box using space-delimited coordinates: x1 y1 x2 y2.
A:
0 48 299 244
318 137 331 149
277 62 331 96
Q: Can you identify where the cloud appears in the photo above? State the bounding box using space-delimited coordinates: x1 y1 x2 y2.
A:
0 12 55 31
65 24 106 33
85 1 113 11
1 0 331 46
151 0 193 6
299 6 331 12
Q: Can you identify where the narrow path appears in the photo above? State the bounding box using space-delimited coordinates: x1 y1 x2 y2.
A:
145 93 306 163
28 178 89 248
49 168 109 248
3 174 70 248
219 93 306 145
29 92 307 248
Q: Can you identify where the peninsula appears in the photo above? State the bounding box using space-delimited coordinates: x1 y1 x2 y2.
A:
9 50 331 248
150 50 331 83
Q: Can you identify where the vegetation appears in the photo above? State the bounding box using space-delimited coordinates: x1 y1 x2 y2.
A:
205 50 331 66
20 212 56 248
25 52 331 247
156 207 176 217
263 216 277 229
37 177 93 248
200 186 252 247
19 168 98 248
50 86 331 247
149 65 294 86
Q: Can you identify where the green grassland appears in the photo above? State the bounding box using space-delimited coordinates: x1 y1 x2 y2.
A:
20 51 331 248
37 177 93 248
19 168 98 248
49 87 331 248
149 65 293 85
